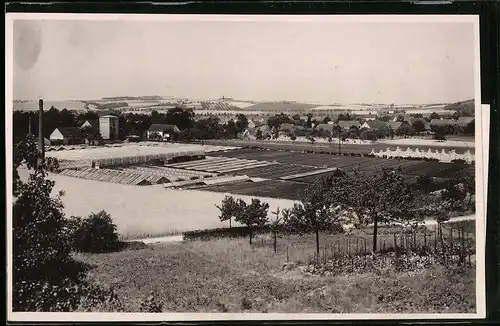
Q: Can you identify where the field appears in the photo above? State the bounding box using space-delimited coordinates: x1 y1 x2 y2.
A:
216 148 474 178
203 139 475 155
17 169 297 240
13 100 89 111
74 236 476 313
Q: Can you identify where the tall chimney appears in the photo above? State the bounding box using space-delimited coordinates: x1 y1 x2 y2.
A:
38 99 44 160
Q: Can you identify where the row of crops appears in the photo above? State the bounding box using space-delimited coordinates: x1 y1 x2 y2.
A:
200 179 308 201
59 167 167 186
118 166 216 180
166 156 278 174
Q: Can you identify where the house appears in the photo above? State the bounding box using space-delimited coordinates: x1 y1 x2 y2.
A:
80 119 99 132
35 136 51 147
430 119 456 127
99 115 119 140
337 120 361 130
357 113 377 121
361 120 387 131
457 117 475 127
279 123 295 134
49 127 84 145
147 124 180 141
408 118 431 132
315 123 335 133
247 120 256 129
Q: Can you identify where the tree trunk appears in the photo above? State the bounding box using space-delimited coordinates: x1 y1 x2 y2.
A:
249 230 252 245
315 229 320 257
273 231 277 254
229 218 232 228
372 218 378 253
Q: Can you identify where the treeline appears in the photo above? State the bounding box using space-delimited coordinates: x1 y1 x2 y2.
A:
12 106 250 143
204 166 474 256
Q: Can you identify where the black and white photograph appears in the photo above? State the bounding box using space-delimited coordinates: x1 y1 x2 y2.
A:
6 14 487 321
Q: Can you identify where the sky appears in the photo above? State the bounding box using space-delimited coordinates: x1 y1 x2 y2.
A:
12 17 476 104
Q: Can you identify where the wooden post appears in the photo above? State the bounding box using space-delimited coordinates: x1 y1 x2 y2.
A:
461 227 465 265
423 227 427 250
449 227 453 253
347 237 350 257
286 246 289 262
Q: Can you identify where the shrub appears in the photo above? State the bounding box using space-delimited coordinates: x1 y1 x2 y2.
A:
71 211 121 253
190 176 200 180
139 291 163 313
451 159 466 164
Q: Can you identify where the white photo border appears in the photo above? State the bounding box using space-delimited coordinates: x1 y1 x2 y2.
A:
5 13 486 322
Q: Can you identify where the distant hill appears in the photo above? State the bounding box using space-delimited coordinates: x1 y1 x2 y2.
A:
443 99 474 117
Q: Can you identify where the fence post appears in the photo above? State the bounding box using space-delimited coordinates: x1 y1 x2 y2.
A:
449 227 453 254
423 227 427 251
286 246 289 263
433 225 437 254
460 227 465 265
347 237 350 257
413 230 417 251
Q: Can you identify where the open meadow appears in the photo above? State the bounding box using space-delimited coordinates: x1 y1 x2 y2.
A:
74 234 476 313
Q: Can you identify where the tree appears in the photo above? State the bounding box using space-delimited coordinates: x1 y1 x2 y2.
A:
322 116 331 124
398 123 414 138
224 120 238 138
349 167 423 252
452 111 461 120
412 119 426 133
270 207 283 254
234 198 270 245
235 114 249 133
441 170 475 212
215 195 239 228
396 115 405 122
165 107 195 130
306 113 313 128
430 112 440 120
416 173 434 193
12 135 114 311
282 174 350 257
433 127 446 141
292 114 301 121
464 121 475 136
255 128 264 140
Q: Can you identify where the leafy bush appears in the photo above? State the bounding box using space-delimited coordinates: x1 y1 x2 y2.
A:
139 291 163 313
71 211 121 253
451 159 467 164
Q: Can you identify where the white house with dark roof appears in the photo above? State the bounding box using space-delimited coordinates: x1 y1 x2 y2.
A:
147 124 180 141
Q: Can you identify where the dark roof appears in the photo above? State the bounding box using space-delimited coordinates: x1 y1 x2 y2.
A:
365 120 388 129
279 123 295 131
57 127 83 138
387 121 403 130
430 119 456 126
457 117 475 126
148 124 179 132
337 120 360 129
80 120 99 130
316 123 335 132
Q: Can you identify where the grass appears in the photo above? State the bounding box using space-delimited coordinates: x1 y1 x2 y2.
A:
75 238 476 313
